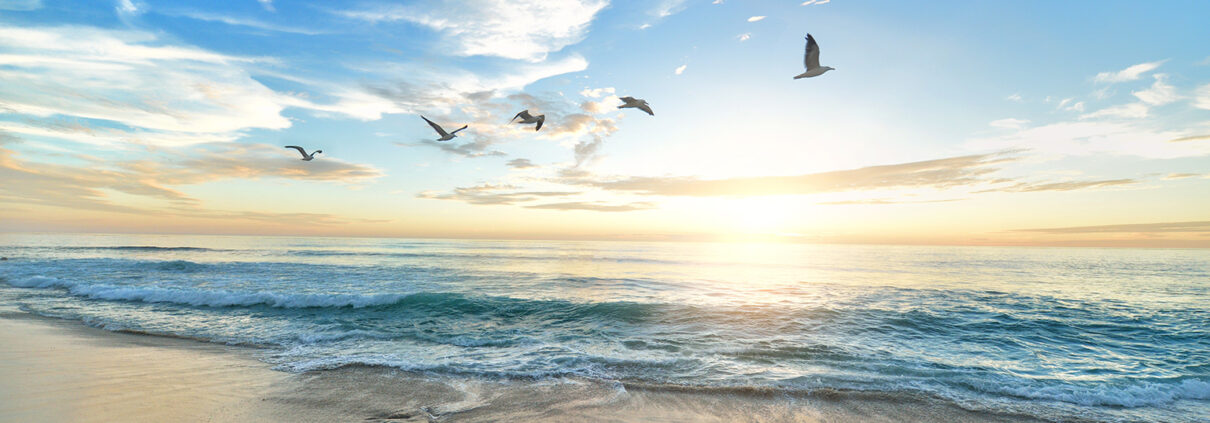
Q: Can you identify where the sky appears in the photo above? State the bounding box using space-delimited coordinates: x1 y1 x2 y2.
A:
0 0 1208 247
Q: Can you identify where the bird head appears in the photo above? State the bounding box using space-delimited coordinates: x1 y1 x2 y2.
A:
315 150 323 154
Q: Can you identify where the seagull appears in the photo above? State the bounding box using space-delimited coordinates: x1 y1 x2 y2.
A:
421 115 468 141
509 109 546 131
284 145 322 161
793 33 835 79
618 96 654 116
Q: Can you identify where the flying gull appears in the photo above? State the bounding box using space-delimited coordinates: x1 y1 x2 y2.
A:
509 110 546 131
793 33 834 79
284 145 322 161
421 115 468 141
618 96 654 116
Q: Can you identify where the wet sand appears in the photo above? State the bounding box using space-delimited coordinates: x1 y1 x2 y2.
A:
0 313 1047 422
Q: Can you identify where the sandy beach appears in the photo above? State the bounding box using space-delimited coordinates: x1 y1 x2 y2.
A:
0 312 1050 422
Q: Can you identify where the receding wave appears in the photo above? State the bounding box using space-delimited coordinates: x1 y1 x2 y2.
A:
271 353 1210 410
996 378 1210 408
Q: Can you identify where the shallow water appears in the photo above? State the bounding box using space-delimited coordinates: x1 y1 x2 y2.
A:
1 233 1207 422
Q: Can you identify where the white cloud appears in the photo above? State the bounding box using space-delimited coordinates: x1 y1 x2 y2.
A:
303 50 593 122
0 0 40 11
0 121 238 147
1094 60 1165 83
1132 74 1180 106
674 64 687 75
257 0 274 12
1191 83 1210 110
989 118 1029 129
0 25 290 134
0 24 424 143
116 0 142 15
579 87 615 98
1006 93 1023 102
747 16 766 22
1054 97 1084 112
338 0 608 62
737 33 751 42
651 0 689 18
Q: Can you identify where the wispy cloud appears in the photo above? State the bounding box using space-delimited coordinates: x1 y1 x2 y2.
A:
1081 103 1149 119
399 139 507 158
1013 221 1210 234
1163 173 1200 180
1169 134 1210 143
0 120 239 147
337 0 608 62
257 0 274 12
417 184 579 206
737 33 751 42
358 55 590 118
1005 93 1023 102
981 178 1136 193
0 25 296 135
525 201 655 212
116 0 142 15
0 142 382 215
577 152 1019 197
159 10 323 35
506 158 538 169
969 121 1210 159
1132 74 1181 105
675 64 687 75
817 198 963 206
650 0 689 19
1194 83 1210 110
1093 60 1165 83
747 16 766 22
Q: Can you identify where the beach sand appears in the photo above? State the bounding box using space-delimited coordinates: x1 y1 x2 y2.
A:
0 313 1046 422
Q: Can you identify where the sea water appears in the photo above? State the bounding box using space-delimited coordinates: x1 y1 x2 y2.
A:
1 233 1206 422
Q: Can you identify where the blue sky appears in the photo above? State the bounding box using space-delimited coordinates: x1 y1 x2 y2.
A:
1 0 1208 246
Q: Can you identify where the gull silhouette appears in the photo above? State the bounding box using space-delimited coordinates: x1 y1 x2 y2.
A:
421 115 468 141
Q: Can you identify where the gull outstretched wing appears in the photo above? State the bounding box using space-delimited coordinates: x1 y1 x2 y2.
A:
804 33 821 70
420 115 449 137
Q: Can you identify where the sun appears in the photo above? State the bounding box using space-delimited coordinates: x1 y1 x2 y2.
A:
721 197 805 235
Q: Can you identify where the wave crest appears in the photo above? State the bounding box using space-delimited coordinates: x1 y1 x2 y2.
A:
6 276 408 308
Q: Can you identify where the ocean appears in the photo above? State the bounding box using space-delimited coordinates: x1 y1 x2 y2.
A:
1 233 1207 422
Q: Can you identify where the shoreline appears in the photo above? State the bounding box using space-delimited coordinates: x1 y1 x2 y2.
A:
0 312 1052 422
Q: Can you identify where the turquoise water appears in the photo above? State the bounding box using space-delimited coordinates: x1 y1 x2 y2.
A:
1 233 1207 422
